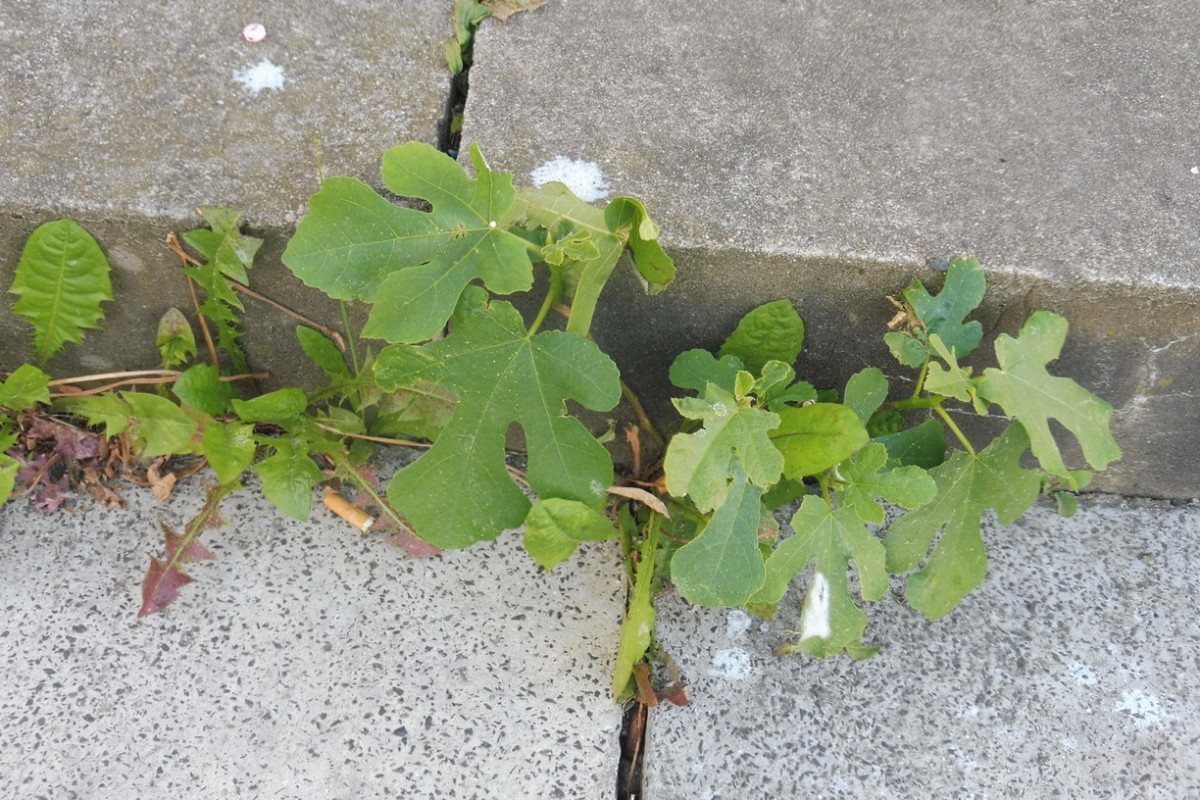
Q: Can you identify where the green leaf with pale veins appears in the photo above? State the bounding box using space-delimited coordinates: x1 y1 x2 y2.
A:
749 495 888 658
10 219 113 364
884 423 1041 620
173 364 236 415
296 326 351 382
0 364 51 410
770 404 869 479
718 300 805 375
668 349 744 395
202 421 257 485
55 393 132 437
978 311 1121 482
122 392 199 457
255 437 323 521
375 288 620 548
887 257 986 367
283 142 532 343
664 384 783 512
925 335 987 414
843 367 889 424
523 497 618 570
835 443 937 525
670 463 768 606
181 207 262 285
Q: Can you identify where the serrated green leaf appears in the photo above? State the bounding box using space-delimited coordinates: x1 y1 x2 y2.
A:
375 289 620 548
664 384 783 512
770 403 869 479
255 437 323 521
155 308 197 369
181 207 262 285
122 392 199 457
884 423 1040 619
523 497 618 570
718 300 805 375
232 388 309 425
749 495 888 657
296 326 351 382
670 463 767 606
843 367 889 424
55 393 132 437
668 349 744 395
201 421 257 484
978 311 1121 482
835 443 937 525
172 364 236 414
0 364 51 410
284 143 531 343
754 361 816 411
10 219 113 363
874 419 947 469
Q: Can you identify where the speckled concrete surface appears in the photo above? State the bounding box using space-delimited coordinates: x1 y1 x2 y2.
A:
0 466 625 799
644 496 1200 798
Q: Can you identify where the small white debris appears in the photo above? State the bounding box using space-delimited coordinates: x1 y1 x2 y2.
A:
1192 166 1199 175
708 648 754 680
243 23 267 43
489 220 497 228
725 609 752 641
1114 689 1168 729
799 572 832 640
531 156 610 202
233 59 286 93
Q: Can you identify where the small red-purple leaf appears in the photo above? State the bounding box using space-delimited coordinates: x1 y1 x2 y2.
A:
33 475 70 513
161 522 216 562
385 527 441 559
138 557 195 617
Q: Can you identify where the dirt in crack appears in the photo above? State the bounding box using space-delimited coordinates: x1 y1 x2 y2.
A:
617 700 648 799
436 1 489 158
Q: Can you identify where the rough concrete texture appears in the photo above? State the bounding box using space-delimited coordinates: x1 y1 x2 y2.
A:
0 462 625 799
0 0 450 386
644 496 1200 798
464 0 1200 498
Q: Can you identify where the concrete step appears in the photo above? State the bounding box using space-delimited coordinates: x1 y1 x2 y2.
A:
644 495 1200 798
462 0 1200 498
0 466 625 799
0 0 451 389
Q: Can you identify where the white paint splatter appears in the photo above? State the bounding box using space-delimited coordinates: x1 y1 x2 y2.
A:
1068 660 1098 687
1114 689 1168 729
799 572 832 640
708 648 754 680
725 609 752 641
1060 735 1079 750
1192 166 1199 175
233 59 286 93
531 157 610 202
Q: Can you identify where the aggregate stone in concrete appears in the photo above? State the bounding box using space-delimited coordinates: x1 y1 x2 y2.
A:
463 0 1200 498
643 497 1200 798
0 0 451 386
0 467 625 799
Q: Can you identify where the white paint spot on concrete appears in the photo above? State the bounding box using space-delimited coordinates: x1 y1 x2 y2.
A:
799 572 832 640
708 648 754 680
233 59 286 93
1191 166 1199 175
725 609 752 641
1061 735 1079 750
1068 660 1098 687
531 157 610 202
1114 689 1168 729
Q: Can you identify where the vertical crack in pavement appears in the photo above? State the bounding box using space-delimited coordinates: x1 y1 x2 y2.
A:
435 9 650 796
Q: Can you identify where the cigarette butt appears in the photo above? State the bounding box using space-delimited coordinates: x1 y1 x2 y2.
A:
323 490 374 533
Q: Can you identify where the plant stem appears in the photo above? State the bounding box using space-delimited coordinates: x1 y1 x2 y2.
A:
331 453 409 532
310 422 432 449
340 300 359 373
526 265 564 337
934 404 976 456
620 380 667 450
910 357 930 399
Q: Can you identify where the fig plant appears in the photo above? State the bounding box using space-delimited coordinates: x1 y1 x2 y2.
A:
0 142 1120 703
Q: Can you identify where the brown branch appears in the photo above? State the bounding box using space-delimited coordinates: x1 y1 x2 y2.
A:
165 232 219 366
